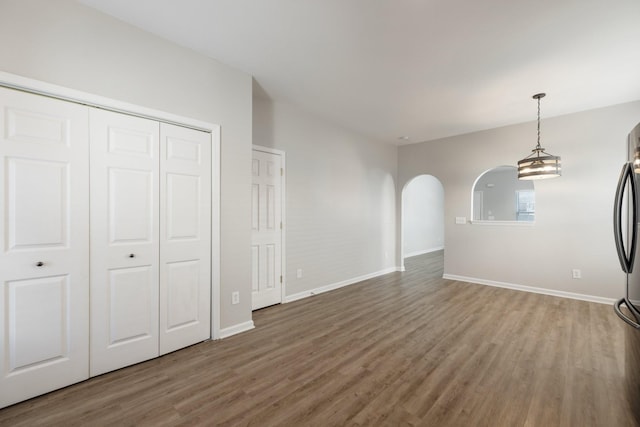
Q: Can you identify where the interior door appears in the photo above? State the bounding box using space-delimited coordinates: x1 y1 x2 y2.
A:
0 87 89 408
159 123 211 355
251 149 283 310
89 109 160 376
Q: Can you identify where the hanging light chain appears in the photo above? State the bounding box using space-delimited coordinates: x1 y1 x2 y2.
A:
536 95 541 150
532 93 546 152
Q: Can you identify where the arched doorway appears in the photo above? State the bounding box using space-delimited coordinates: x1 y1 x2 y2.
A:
400 174 445 274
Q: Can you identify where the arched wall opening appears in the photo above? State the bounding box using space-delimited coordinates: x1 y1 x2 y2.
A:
400 174 445 272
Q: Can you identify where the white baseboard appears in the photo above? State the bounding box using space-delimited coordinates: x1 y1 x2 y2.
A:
442 274 616 305
284 266 398 303
218 320 255 339
404 246 444 259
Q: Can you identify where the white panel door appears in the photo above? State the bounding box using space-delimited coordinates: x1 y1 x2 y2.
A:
251 150 282 310
159 123 211 355
89 109 160 376
0 88 89 408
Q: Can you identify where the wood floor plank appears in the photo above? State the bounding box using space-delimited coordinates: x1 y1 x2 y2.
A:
0 250 636 426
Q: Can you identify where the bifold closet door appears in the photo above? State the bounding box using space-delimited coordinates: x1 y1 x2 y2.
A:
90 110 212 374
159 123 211 355
0 87 89 408
89 109 160 377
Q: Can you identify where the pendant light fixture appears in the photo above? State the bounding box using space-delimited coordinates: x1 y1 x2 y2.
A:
517 93 561 180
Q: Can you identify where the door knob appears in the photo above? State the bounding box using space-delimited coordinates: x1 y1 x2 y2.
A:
129 254 135 258
36 261 44 267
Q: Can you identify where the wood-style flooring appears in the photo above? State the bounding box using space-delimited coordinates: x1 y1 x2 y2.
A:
0 250 636 426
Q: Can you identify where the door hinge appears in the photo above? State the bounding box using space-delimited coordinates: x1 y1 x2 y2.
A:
280 222 283 230
280 168 283 176
280 275 283 283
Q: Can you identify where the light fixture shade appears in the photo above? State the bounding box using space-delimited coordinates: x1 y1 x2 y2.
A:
517 151 561 180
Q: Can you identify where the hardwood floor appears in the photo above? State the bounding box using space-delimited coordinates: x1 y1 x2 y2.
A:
0 250 636 426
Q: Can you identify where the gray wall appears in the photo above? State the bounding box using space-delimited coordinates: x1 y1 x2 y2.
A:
4 0 639 322
0 0 253 329
253 96 397 298
398 100 640 300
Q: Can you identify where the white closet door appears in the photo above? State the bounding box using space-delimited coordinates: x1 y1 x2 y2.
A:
251 150 283 310
90 109 160 376
0 88 89 408
159 123 211 355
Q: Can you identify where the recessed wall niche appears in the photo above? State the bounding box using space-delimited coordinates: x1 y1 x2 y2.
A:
472 166 535 223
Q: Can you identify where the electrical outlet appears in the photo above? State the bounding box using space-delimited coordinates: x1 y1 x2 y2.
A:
297 269 303 279
572 269 581 279
232 291 240 304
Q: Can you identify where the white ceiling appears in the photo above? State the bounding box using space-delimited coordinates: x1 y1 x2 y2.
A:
79 0 640 145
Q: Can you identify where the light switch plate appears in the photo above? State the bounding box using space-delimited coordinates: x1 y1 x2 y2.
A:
455 217 466 224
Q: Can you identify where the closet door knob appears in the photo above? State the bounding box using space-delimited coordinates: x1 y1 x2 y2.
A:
36 261 44 267
129 254 135 258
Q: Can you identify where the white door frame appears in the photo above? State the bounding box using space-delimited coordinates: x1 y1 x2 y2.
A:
252 145 286 304
0 71 222 340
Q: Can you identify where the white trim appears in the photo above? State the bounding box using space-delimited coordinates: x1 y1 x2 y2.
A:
218 321 255 339
404 246 444 259
284 267 398 303
0 72 223 340
470 220 535 226
211 127 221 339
442 274 616 305
252 145 285 155
0 71 215 132
251 145 287 307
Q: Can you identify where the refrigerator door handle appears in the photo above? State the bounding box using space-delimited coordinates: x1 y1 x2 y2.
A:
615 297 640 329
614 162 637 273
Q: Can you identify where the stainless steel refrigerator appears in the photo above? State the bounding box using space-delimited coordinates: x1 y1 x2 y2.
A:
614 121 640 423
